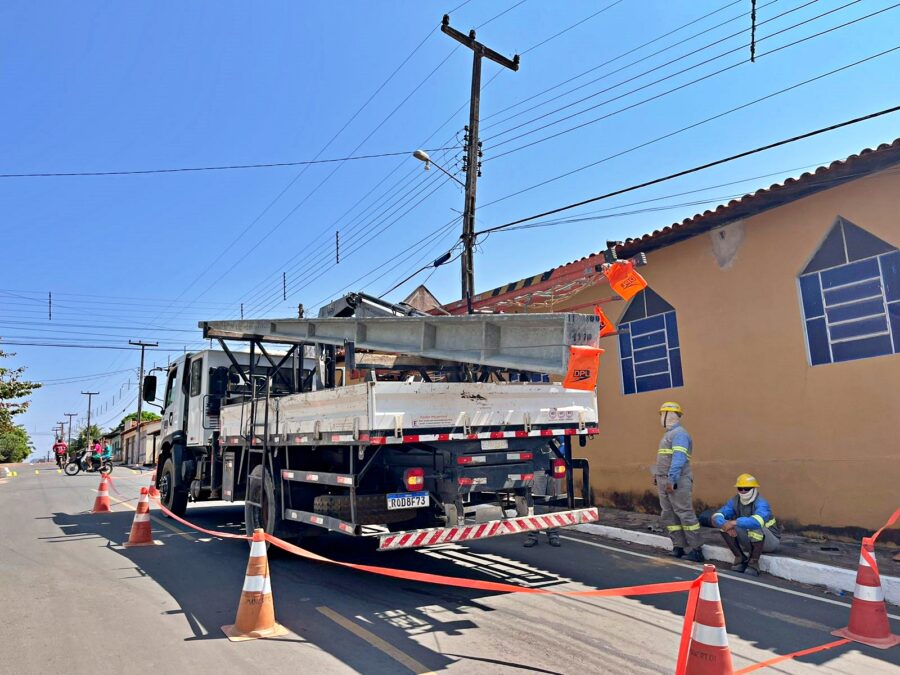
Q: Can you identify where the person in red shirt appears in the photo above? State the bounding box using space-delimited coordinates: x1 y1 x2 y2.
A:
52 438 68 468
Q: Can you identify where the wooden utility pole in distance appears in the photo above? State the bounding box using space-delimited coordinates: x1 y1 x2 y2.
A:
441 14 519 312
65 412 77 447
129 340 158 466
81 391 98 449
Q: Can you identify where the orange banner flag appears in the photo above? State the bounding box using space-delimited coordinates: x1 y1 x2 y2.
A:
603 260 647 300
563 346 605 391
593 305 616 337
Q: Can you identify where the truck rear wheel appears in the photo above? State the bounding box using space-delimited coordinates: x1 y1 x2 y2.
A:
245 465 277 539
160 458 188 518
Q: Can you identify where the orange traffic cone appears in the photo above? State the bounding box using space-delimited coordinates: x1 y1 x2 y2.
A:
124 487 161 548
91 474 112 514
148 470 160 499
685 565 734 675
832 537 899 649
221 529 288 641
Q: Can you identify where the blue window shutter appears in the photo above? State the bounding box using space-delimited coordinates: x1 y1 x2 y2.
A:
621 357 635 394
881 251 900 302
618 330 632 358
806 318 831 365
799 274 824 318
670 348 684 387
820 258 880 289
888 302 900 353
636 372 671 393
665 312 680 348
831 335 893 362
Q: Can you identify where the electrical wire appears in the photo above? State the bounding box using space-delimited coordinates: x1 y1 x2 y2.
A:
0 147 459 179
475 102 900 236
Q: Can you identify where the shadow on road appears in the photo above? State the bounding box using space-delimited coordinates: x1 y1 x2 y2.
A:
47 502 898 673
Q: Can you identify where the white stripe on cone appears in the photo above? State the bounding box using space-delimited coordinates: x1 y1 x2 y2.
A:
854 583 885 602
699 581 721 602
249 540 267 557
242 575 272 594
133 513 150 523
691 623 729 648
858 554 872 568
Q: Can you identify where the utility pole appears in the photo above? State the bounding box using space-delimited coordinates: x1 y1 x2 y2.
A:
441 14 519 312
129 340 157 466
81 391 98 449
65 412 77 446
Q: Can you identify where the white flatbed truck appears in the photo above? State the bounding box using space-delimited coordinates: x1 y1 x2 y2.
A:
143 294 601 551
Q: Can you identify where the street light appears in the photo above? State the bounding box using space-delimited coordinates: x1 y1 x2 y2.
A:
412 149 464 187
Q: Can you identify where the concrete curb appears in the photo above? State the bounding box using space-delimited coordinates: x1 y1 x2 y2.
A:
574 523 900 606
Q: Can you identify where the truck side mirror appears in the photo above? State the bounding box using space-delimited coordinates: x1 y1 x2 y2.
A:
209 367 228 398
142 375 157 402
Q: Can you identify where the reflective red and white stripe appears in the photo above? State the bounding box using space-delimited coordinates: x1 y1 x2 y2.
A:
378 507 599 551
224 427 599 447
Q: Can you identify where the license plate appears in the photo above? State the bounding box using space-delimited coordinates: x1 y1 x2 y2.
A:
386 491 430 510
481 439 508 450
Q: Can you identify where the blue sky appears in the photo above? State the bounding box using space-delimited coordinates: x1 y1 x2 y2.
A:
2 1 898 454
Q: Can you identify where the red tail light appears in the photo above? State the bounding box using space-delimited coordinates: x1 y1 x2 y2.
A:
403 467 425 491
552 459 567 479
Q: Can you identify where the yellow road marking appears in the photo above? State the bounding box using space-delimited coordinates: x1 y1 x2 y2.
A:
316 606 434 675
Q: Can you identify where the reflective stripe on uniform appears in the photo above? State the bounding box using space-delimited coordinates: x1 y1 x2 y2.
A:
854 584 884 602
672 445 690 455
666 524 683 532
751 514 766 528
683 523 700 531
748 530 764 541
765 518 777 528
657 448 674 455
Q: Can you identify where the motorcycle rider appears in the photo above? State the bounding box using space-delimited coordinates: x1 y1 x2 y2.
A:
90 440 103 471
52 438 68 468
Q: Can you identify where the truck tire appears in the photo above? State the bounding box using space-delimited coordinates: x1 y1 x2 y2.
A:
245 465 276 540
313 494 414 526
160 457 188 518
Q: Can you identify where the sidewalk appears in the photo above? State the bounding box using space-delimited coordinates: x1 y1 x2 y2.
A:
574 506 900 605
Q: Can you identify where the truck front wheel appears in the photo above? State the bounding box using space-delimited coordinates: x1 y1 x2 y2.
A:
160 458 188 517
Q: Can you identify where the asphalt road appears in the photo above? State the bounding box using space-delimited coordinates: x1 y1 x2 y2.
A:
1 465 897 674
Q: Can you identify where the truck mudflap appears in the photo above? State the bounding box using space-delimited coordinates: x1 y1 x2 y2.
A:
377 507 599 552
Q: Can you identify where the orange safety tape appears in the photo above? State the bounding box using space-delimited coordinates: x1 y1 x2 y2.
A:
859 507 899 584
674 577 702 675
149 494 250 540
734 638 851 674
145 490 701 597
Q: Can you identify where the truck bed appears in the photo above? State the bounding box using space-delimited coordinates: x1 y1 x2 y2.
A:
220 381 598 442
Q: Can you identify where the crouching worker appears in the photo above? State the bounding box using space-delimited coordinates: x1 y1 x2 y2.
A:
712 474 780 576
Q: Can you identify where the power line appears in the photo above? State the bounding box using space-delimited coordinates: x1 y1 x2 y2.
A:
484 0 877 153
475 103 900 236
0 341 185 352
476 44 900 214
0 147 458 179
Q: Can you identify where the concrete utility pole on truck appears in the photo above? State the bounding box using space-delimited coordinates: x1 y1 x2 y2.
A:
141 287 645 552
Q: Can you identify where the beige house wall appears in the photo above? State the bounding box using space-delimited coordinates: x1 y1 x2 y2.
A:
554 169 899 530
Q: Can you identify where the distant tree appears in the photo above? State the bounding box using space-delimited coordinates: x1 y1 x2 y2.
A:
0 347 42 433
70 425 104 454
120 410 161 426
0 425 31 463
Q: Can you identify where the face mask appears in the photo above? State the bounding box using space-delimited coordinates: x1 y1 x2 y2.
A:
661 412 680 429
739 488 758 505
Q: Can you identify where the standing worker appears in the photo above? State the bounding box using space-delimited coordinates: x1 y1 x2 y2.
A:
712 474 780 576
654 402 704 562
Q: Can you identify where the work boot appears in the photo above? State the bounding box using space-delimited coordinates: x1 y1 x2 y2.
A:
745 541 764 576
670 546 686 558
548 534 561 547
523 534 539 548
720 531 748 572
686 548 705 563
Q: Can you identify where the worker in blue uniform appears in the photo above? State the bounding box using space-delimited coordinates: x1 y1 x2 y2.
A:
712 473 781 576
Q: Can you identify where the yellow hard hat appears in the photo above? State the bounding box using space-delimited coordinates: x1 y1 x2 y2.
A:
735 473 760 488
659 401 683 415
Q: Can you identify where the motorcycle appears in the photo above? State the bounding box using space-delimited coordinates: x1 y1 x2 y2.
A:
55 453 67 469
64 450 113 476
